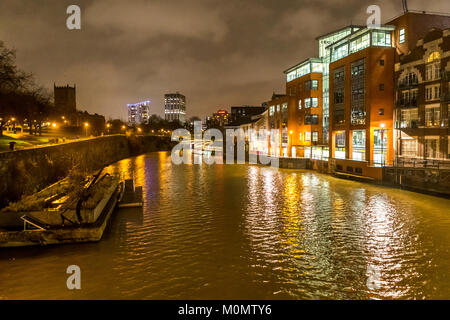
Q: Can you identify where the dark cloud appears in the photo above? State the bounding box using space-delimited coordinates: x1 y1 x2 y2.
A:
0 0 449 120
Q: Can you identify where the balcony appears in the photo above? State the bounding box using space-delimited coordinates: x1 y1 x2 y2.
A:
398 79 419 89
425 120 441 128
395 120 420 129
396 99 418 108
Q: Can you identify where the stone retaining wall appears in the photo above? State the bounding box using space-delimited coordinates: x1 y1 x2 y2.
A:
0 135 130 208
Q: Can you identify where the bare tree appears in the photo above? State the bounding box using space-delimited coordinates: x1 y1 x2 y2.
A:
0 41 33 136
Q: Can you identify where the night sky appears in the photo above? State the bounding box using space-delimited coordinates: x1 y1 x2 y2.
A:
0 0 449 120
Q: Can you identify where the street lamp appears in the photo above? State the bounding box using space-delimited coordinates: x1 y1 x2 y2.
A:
84 122 89 137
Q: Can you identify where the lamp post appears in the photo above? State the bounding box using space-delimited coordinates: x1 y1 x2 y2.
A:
84 122 89 137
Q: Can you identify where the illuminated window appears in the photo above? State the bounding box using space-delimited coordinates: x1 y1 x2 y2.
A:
427 51 440 63
400 139 417 157
299 132 302 141
372 31 392 47
305 80 319 91
332 44 349 62
352 130 366 161
399 28 405 43
305 132 311 141
350 33 370 54
425 137 440 159
312 132 319 142
305 99 311 108
335 131 346 159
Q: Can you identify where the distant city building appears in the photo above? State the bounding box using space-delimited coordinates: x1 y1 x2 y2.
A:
230 105 267 125
54 84 76 116
127 101 150 125
165 92 186 123
206 109 230 129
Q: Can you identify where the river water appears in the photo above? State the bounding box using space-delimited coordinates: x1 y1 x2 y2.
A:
1 152 449 299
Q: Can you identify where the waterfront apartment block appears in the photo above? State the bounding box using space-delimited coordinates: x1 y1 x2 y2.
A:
246 10 450 180
267 93 288 157
284 59 326 159
394 28 450 162
328 27 396 179
164 92 186 123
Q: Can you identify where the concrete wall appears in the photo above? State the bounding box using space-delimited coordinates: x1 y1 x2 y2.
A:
0 135 130 208
0 134 175 208
277 157 310 169
128 135 176 155
383 167 450 196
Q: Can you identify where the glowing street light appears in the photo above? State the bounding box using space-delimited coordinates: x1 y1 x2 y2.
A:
52 123 57 128
84 122 89 137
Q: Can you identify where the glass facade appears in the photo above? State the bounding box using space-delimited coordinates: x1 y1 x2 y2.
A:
285 58 324 83
400 139 417 157
333 67 345 125
352 130 366 161
373 129 388 165
350 33 370 54
330 26 394 62
425 137 440 159
335 131 346 159
351 59 366 125
372 31 392 46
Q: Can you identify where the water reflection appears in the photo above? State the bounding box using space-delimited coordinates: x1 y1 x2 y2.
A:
0 152 449 299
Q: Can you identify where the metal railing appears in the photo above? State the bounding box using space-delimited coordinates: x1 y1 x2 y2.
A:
398 79 419 89
395 120 420 129
396 99 418 108
395 158 450 170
